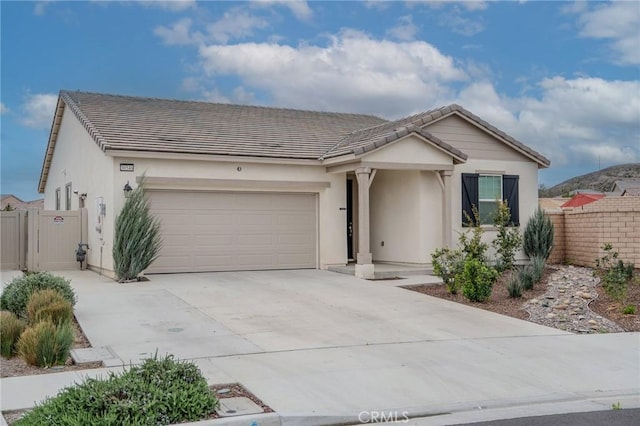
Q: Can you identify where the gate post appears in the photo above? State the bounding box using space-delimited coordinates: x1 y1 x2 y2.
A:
26 209 39 271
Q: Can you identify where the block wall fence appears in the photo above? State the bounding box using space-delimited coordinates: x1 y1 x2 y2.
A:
545 196 640 267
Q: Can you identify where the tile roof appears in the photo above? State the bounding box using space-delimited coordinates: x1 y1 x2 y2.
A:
60 91 387 160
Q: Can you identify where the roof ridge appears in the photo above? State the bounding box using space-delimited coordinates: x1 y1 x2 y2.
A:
59 90 384 120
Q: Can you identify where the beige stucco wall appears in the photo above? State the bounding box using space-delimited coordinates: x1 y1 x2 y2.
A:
42 110 115 271
111 156 348 270
362 135 454 164
369 170 443 264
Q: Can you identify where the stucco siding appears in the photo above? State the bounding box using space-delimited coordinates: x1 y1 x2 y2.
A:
370 170 424 263
42 109 114 271
426 115 531 162
362 135 454 165
112 157 347 270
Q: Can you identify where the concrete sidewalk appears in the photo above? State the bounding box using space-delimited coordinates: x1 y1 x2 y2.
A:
1 269 638 425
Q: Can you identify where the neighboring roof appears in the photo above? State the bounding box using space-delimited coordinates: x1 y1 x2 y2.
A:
612 179 640 193
1 194 44 210
538 198 566 211
39 91 550 191
561 193 605 208
622 188 640 196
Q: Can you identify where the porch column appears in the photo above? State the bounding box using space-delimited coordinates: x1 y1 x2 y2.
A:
440 170 453 248
355 167 376 279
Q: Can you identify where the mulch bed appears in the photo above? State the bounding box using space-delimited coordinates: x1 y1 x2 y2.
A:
403 267 554 321
589 271 640 332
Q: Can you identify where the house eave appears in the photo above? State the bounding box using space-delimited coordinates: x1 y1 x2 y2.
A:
106 149 323 166
37 96 66 193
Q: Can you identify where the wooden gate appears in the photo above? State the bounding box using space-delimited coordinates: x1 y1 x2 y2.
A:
1 211 27 270
0 209 87 271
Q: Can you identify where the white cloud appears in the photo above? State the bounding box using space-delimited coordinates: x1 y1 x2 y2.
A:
417 1 488 12
197 29 467 116
386 15 419 41
454 77 640 167
570 1 640 65
439 12 484 36
20 93 58 129
251 0 313 21
138 0 196 12
33 1 53 16
363 1 390 11
154 18 199 46
207 8 269 44
0 103 9 114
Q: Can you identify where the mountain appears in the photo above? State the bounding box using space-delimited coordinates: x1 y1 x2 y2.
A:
540 163 640 197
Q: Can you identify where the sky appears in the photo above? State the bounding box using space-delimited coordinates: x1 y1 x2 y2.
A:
1 0 639 201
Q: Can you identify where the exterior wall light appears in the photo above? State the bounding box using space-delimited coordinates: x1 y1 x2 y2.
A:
123 181 133 198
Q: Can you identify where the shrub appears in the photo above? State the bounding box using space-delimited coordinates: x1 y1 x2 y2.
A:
595 244 634 302
461 258 498 302
622 305 636 315
518 265 535 291
113 180 162 282
26 289 73 325
492 201 523 272
16 321 74 367
0 272 76 319
15 354 219 426
506 273 523 298
530 255 546 284
523 207 554 260
459 207 488 263
431 248 465 294
0 311 26 358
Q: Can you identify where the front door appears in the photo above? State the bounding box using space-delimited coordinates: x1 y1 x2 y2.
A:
346 178 354 260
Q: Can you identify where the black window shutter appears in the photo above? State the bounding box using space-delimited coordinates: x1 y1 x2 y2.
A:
461 173 479 227
503 175 519 226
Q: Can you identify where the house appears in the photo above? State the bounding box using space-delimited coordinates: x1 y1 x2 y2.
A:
611 179 640 196
1 194 44 210
560 193 605 209
38 91 550 278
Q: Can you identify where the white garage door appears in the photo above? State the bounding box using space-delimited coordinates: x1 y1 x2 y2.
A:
146 191 317 273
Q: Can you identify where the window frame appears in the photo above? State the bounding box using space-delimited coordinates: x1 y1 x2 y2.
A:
55 188 61 210
65 183 72 211
462 173 519 227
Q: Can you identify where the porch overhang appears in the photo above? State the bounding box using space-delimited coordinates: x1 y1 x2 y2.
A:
325 161 453 174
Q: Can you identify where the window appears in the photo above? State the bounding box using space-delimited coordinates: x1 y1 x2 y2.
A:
462 173 519 226
55 188 61 210
65 183 72 210
478 175 502 224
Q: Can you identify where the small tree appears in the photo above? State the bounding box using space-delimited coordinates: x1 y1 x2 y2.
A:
459 206 488 263
492 200 523 272
113 182 162 282
523 207 554 260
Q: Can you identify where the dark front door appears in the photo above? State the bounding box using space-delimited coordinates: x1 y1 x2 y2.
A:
346 178 354 260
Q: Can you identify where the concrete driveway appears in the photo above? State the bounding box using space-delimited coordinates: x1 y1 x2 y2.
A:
6 269 639 425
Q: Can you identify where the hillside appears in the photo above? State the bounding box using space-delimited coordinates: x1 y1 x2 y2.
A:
541 163 640 197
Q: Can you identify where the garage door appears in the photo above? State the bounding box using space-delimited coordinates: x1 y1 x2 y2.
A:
146 191 317 273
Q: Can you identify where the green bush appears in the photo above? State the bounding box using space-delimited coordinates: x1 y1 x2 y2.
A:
459 207 488 263
26 289 73 325
431 248 465 294
492 200 523 272
0 272 76 319
622 304 636 315
15 354 219 426
506 273 523 298
518 265 535 291
530 255 546 284
0 311 27 358
461 258 498 302
523 207 554 260
16 320 74 367
113 181 162 282
596 244 634 302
